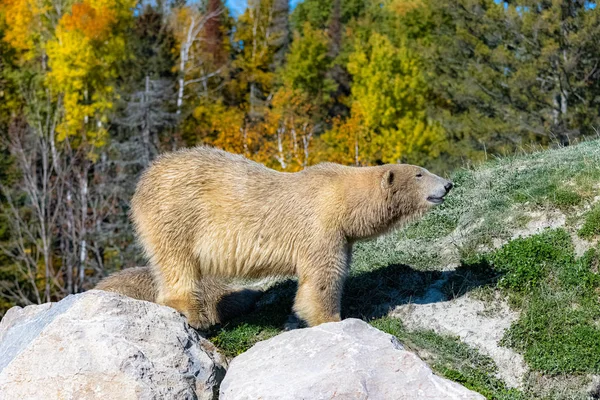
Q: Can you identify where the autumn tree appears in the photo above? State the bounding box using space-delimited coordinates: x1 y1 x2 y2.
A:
46 0 135 147
0 0 138 310
193 0 291 161
266 23 336 170
171 4 225 117
201 0 229 68
232 0 279 119
332 32 444 165
175 1 237 149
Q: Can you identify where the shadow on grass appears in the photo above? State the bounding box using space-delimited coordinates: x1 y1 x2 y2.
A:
344 264 445 320
209 260 501 340
344 260 501 320
441 258 501 299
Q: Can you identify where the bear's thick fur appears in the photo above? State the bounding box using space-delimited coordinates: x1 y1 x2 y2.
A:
128 146 451 328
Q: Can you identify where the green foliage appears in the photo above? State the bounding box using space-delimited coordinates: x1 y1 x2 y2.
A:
502 289 600 374
290 0 331 30
344 31 445 164
280 23 335 99
291 0 366 30
210 322 281 358
578 203 600 239
561 248 600 290
420 0 600 156
120 5 177 86
441 229 600 376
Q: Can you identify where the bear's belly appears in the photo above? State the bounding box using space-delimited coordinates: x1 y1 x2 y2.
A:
193 229 299 278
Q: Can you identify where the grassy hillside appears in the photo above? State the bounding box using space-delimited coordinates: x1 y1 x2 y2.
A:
209 140 600 399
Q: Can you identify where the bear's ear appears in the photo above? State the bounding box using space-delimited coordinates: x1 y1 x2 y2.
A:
381 170 395 189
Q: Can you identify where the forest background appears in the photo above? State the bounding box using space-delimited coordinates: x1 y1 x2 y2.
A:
1 0 599 314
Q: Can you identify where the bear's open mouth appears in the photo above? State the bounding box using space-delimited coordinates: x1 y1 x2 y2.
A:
426 196 444 205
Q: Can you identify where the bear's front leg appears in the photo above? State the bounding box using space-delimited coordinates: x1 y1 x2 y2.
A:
293 248 350 327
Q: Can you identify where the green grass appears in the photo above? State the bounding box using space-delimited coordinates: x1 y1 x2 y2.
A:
490 229 574 292
578 203 600 239
462 229 600 374
442 227 600 376
209 265 444 357
211 322 282 357
552 189 583 210
502 289 600 374
208 281 296 357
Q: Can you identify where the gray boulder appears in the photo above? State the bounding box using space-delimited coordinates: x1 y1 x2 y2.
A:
220 318 485 400
0 290 226 400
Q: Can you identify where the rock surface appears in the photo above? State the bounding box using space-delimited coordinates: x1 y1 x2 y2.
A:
0 290 226 400
220 318 485 400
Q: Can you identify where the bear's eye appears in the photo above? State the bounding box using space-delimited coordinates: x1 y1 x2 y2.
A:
416 173 423 178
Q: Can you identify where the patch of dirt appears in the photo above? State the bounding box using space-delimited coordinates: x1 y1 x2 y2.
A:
391 290 527 388
524 371 600 399
510 209 566 239
572 234 597 257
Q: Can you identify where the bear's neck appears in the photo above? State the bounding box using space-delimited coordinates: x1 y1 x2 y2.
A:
338 168 399 240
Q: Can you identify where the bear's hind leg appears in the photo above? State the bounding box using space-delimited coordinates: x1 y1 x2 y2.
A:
153 258 212 329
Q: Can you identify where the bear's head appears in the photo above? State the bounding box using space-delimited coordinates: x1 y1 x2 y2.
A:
381 164 452 214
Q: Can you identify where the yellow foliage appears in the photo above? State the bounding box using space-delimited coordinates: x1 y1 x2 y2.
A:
190 89 318 172
1 0 132 148
170 6 195 47
44 0 132 146
319 103 366 166
261 87 319 171
344 32 445 164
0 0 50 60
389 0 424 16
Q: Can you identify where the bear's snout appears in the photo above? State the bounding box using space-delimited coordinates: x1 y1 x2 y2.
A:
425 177 452 205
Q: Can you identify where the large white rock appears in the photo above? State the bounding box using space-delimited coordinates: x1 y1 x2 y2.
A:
220 318 485 400
0 290 226 400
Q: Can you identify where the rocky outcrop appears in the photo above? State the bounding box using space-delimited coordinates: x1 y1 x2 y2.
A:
0 290 226 400
220 318 485 400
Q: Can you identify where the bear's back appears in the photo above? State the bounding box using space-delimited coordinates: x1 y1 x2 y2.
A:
131 147 342 277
